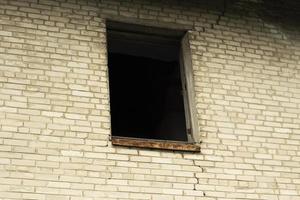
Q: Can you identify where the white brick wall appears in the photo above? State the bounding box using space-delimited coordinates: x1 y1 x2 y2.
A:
0 0 300 199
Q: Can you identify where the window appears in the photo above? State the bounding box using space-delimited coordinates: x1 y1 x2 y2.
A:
107 21 199 151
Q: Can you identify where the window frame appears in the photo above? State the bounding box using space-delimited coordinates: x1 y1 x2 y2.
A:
106 20 200 152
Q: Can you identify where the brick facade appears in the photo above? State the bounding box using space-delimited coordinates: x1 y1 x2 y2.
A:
0 0 300 199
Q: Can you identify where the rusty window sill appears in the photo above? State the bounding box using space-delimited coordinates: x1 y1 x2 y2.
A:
111 136 200 152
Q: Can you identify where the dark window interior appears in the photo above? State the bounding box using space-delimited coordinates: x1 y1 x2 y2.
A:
107 22 188 142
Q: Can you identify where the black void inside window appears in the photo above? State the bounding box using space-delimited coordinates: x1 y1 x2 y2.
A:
107 22 188 142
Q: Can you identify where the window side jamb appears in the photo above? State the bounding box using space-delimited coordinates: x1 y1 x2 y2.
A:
180 31 200 143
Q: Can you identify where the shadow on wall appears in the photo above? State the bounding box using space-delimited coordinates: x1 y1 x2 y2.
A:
259 0 300 39
261 0 300 46
227 0 300 23
223 0 300 40
259 0 300 26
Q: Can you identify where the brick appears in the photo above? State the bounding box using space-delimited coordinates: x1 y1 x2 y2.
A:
0 1 300 200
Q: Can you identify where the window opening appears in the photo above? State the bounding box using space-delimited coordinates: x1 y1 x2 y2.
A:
107 21 196 144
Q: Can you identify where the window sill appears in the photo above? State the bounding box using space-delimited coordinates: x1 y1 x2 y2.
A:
111 136 200 152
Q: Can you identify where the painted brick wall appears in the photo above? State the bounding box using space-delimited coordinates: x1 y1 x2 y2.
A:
0 0 300 199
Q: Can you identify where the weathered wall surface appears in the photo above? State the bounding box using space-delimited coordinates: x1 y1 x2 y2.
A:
0 0 300 199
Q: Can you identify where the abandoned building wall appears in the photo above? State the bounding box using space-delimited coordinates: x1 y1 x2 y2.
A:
0 0 300 199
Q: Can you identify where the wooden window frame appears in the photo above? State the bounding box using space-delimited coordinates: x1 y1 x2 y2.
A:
107 20 200 152
112 136 200 152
